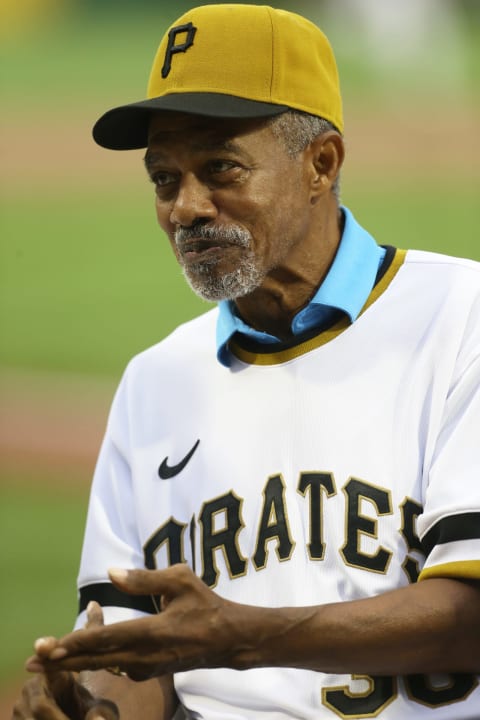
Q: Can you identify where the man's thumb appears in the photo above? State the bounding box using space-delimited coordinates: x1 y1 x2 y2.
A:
85 600 104 628
108 567 166 595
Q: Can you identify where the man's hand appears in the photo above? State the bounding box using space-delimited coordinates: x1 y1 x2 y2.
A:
13 603 120 720
19 567 480 685
25 564 248 681
11 670 119 720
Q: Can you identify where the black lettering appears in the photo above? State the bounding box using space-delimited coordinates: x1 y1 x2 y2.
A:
399 497 424 583
189 513 196 574
143 517 187 569
199 491 247 588
161 22 197 78
253 474 295 570
297 472 336 560
341 478 393 573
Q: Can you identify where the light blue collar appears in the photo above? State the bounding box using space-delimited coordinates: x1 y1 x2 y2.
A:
216 206 385 366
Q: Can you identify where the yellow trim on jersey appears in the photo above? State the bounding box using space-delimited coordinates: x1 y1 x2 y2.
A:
230 249 407 366
418 560 480 582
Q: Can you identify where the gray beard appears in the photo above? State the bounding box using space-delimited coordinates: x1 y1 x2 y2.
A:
181 255 265 302
174 223 265 302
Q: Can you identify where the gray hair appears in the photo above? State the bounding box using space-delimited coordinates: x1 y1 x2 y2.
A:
269 110 341 199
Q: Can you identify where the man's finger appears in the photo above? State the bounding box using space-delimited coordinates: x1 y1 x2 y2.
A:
34 637 59 658
86 601 104 628
33 646 148 674
25 654 46 673
108 563 194 595
108 567 158 595
57 614 155 657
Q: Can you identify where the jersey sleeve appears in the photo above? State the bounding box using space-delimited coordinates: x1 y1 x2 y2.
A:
74 365 157 629
418 292 480 582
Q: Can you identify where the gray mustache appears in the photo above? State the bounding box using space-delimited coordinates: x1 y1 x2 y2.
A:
175 223 251 247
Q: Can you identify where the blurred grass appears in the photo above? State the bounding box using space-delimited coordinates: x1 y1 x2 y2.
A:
1 14 169 112
1 189 208 376
0 476 88 691
346 185 480 262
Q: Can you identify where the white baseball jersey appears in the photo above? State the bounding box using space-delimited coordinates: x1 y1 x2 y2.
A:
76 247 480 719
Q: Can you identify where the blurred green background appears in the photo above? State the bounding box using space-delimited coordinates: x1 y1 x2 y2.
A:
1 0 479 707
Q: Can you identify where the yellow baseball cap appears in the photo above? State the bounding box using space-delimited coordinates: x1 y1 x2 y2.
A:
93 3 343 150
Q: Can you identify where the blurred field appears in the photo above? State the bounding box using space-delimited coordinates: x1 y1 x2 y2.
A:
1 0 479 710
0 478 88 682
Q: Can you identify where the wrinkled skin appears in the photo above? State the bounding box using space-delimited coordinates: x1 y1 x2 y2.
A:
25 565 245 681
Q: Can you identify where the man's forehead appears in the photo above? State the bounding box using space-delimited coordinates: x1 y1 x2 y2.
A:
147 111 271 148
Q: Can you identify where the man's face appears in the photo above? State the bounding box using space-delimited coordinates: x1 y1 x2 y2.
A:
145 112 314 302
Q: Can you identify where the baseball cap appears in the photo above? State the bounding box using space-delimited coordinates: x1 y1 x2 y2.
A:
93 3 343 150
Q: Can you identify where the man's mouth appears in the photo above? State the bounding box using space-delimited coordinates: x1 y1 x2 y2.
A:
178 238 238 260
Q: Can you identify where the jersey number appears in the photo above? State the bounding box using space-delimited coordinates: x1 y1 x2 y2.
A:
322 673 478 717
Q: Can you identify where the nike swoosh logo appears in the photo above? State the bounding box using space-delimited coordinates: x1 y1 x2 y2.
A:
158 439 200 479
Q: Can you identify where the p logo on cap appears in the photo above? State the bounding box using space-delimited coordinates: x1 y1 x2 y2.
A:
161 22 197 78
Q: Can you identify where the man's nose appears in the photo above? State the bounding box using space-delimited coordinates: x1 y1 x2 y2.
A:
170 173 217 227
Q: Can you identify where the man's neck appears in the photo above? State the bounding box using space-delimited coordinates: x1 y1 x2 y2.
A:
234 204 343 339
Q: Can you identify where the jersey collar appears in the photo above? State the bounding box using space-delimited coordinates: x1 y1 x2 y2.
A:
216 206 384 366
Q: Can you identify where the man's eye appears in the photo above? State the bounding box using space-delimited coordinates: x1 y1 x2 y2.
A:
152 172 176 187
209 160 237 174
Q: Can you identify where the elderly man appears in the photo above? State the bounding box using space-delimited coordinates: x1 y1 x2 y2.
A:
13 4 480 720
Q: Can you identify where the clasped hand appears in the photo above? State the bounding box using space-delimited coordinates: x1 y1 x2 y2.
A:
27 564 248 681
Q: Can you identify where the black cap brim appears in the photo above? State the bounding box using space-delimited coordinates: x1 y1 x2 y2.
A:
92 92 290 150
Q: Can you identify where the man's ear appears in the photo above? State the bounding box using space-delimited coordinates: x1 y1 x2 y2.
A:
308 131 344 198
